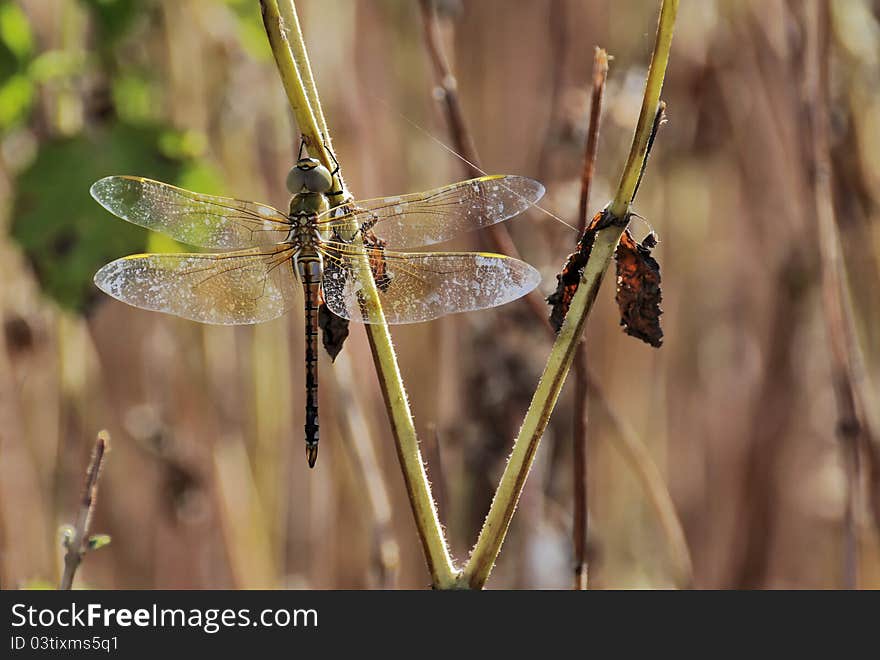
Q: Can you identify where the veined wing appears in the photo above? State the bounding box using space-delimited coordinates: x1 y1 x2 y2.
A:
320 243 540 324
317 175 544 248
94 246 297 324
91 176 291 249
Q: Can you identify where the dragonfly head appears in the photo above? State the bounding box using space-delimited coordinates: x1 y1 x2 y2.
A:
287 158 333 195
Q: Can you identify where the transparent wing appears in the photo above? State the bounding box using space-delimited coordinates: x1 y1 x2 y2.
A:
91 176 291 249
320 243 540 324
317 175 544 248
94 246 298 325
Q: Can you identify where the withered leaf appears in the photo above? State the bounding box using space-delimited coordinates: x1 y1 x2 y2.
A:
547 209 614 332
318 302 349 361
614 229 663 347
363 229 392 292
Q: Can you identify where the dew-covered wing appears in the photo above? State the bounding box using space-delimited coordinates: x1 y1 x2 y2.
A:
320 245 540 324
93 246 297 324
318 175 544 248
91 176 291 250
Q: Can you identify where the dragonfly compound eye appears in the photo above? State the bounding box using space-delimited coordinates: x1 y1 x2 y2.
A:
303 164 333 194
287 158 333 194
286 166 308 194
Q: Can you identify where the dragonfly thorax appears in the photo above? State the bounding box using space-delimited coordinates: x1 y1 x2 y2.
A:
284 210 322 248
288 189 329 217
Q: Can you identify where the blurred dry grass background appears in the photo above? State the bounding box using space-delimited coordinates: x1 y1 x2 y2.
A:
1 0 879 589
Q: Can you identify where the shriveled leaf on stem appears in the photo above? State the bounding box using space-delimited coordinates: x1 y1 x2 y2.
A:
615 229 663 347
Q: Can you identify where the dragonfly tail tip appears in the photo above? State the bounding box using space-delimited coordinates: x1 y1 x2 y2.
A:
306 444 318 468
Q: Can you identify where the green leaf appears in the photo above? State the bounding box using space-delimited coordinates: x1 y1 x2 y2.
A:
10 122 187 313
0 2 33 127
112 73 161 125
0 73 33 129
176 160 225 195
87 534 111 551
28 49 88 83
158 129 208 160
0 2 33 60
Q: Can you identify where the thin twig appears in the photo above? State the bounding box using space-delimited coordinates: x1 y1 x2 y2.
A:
419 0 561 324
578 49 609 236
417 0 537 316
462 0 680 589
419 0 479 178
572 48 609 590
60 431 109 590
260 0 458 588
807 0 876 589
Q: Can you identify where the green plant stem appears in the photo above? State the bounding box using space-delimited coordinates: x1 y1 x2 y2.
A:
609 2 677 217
461 0 679 589
260 2 324 162
274 2 327 135
260 0 457 588
272 0 348 199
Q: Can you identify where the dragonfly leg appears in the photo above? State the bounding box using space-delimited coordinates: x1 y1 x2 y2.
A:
320 139 346 198
321 136 341 179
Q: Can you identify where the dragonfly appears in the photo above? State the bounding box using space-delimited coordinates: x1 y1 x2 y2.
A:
91 158 544 467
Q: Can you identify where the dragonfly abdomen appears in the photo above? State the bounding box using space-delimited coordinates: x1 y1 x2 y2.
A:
298 254 321 468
